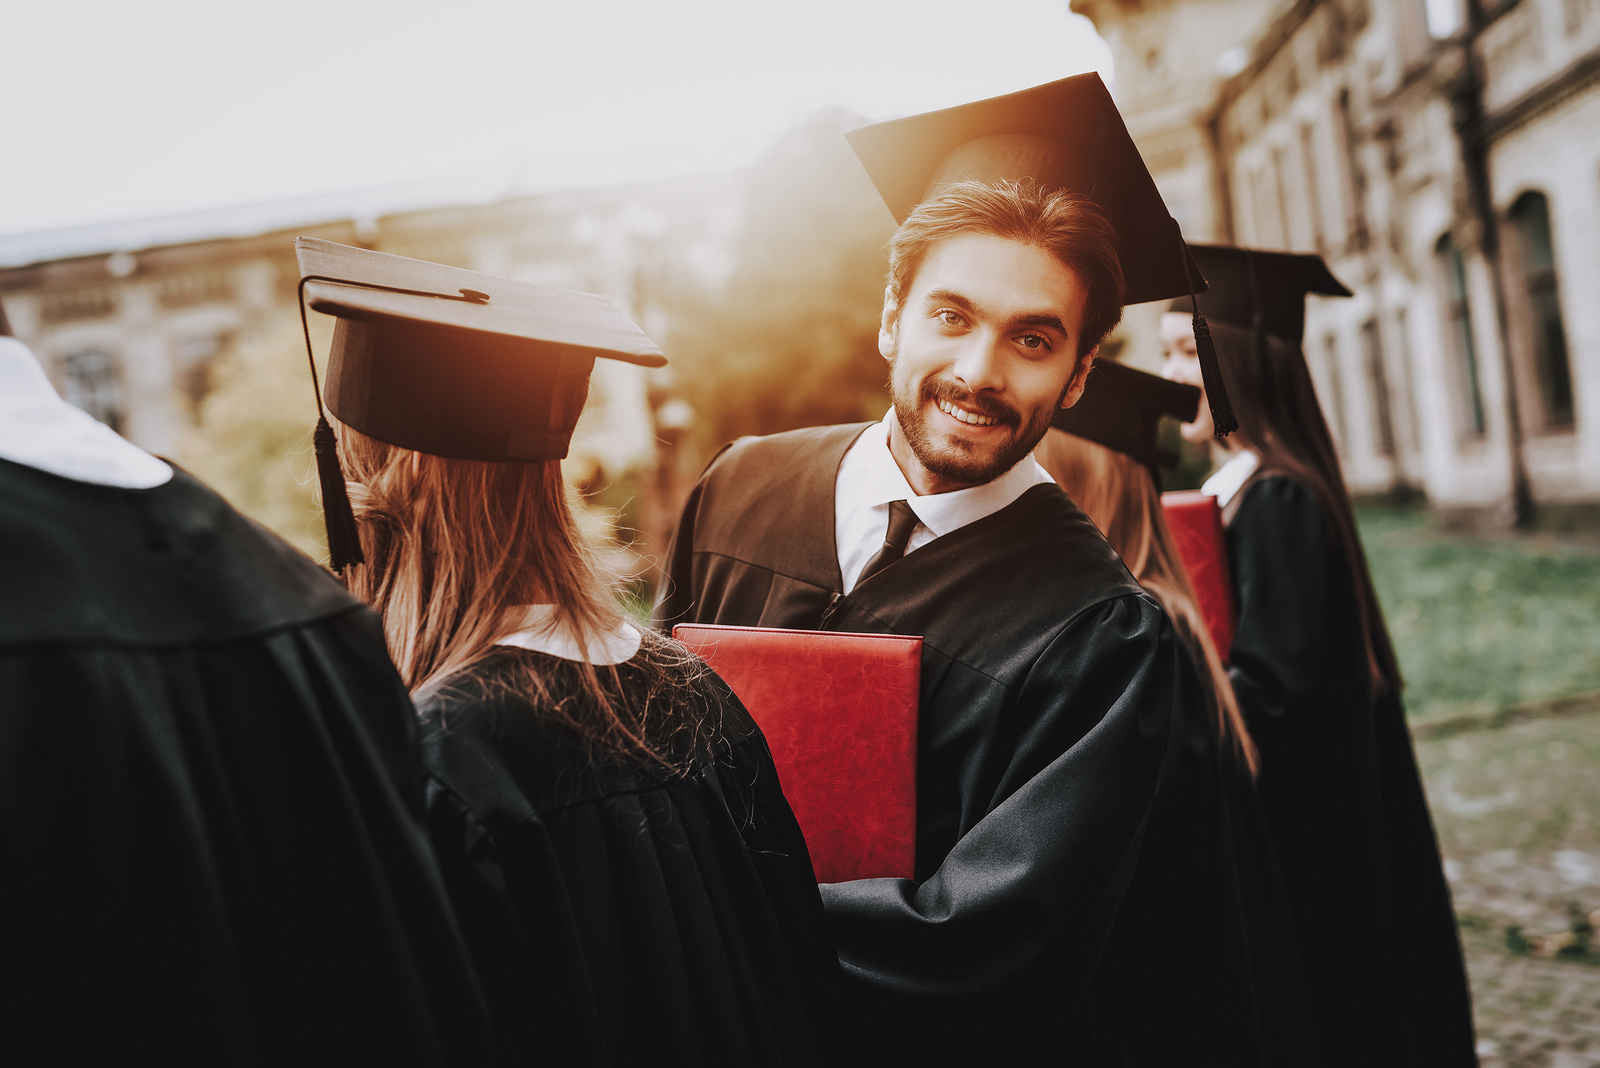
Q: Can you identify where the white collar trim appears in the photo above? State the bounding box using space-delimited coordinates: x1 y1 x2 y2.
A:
0 337 172 488
495 604 641 665
857 410 1052 537
1201 449 1261 508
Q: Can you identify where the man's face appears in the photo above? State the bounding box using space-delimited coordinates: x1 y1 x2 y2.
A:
881 232 1098 494
1159 311 1213 443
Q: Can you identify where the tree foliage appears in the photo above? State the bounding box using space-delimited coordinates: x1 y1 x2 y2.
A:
663 108 897 463
179 314 329 560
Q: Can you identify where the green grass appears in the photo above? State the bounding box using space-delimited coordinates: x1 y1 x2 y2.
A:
1357 506 1600 724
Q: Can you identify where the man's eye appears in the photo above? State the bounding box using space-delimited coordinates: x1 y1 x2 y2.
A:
1018 333 1051 351
935 309 964 327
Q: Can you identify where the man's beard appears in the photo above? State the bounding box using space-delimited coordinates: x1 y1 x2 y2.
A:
890 361 1061 488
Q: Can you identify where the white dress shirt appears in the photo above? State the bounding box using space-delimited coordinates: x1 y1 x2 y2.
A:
496 603 642 665
1200 448 1262 509
0 336 172 488
835 410 1055 593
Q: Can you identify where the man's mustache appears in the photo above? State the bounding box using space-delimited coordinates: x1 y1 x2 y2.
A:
921 379 1021 428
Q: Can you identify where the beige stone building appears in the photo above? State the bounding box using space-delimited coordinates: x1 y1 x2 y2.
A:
1082 0 1599 521
0 176 740 487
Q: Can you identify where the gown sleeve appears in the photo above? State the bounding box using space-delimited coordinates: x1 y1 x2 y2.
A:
816 594 1184 1054
1226 476 1337 720
652 444 733 630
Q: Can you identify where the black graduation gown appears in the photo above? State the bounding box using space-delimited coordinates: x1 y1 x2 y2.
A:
1225 474 1477 1067
0 458 494 1067
655 424 1188 1063
417 645 836 1068
1085 621 1320 1068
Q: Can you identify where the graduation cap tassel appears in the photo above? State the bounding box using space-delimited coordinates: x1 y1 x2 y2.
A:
1179 238 1238 437
300 276 364 573
313 415 364 572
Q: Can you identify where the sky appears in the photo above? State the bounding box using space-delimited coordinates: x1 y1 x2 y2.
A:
1 0 1113 238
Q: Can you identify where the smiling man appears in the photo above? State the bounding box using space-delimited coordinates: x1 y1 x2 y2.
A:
656 76 1223 1063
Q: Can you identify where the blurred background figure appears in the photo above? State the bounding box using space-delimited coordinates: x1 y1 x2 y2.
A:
1163 247 1477 1067
0 292 495 1065
297 239 836 1067
1038 359 1319 1067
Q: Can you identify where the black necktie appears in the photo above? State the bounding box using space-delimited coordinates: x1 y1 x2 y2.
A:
857 500 919 586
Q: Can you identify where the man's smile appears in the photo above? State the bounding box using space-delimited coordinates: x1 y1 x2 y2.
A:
935 397 1000 428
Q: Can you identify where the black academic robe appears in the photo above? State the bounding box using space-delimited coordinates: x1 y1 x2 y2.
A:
417 645 836 1068
1225 474 1477 1067
1086 620 1321 1068
655 424 1188 1064
0 458 494 1066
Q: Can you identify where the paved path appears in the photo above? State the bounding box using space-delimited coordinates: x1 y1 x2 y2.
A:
1414 704 1600 1066
1467 950 1600 1067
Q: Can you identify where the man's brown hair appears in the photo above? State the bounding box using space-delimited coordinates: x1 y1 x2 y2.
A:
886 179 1126 358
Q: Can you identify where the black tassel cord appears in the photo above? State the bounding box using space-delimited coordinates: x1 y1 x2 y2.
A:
1178 237 1239 437
312 416 365 572
300 278 364 572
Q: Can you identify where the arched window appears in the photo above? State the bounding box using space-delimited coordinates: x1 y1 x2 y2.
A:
61 350 125 433
1435 233 1484 435
1508 192 1575 427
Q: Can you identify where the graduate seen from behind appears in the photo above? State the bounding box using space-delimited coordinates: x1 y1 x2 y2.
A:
0 294 495 1064
1038 361 1318 1066
656 75 1234 1062
295 237 836 1068
1163 245 1478 1066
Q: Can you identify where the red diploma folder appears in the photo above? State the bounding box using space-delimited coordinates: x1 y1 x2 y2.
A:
671 624 921 883
1160 491 1237 661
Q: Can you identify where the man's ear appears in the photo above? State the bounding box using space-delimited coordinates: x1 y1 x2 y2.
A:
1060 345 1100 409
877 286 899 361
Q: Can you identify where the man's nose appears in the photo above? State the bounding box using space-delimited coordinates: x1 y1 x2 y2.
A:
951 331 1006 395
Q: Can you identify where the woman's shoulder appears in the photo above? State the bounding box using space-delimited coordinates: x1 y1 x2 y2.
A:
416 641 763 819
1234 471 1326 533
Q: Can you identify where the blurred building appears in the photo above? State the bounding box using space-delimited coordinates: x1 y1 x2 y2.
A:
0 175 739 490
1082 0 1600 522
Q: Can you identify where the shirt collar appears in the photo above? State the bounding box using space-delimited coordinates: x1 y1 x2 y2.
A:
0 337 172 489
1201 448 1261 508
859 410 1052 537
495 604 641 665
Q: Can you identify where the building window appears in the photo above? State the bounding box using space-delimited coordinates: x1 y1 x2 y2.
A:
1435 233 1485 435
61 350 125 433
1363 319 1396 457
1321 331 1349 450
1299 122 1327 254
1507 192 1575 427
1271 145 1295 248
1426 0 1464 37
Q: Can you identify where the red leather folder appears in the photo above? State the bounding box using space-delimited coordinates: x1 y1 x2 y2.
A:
672 624 921 883
1160 491 1237 661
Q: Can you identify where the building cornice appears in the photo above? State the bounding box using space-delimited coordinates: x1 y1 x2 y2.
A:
1482 47 1600 144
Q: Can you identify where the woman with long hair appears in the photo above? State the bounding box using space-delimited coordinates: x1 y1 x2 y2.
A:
297 239 834 1067
1037 360 1314 1067
1162 245 1476 1067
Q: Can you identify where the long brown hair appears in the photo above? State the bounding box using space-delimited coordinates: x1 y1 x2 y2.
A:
1209 319 1403 697
336 426 708 762
1037 429 1259 775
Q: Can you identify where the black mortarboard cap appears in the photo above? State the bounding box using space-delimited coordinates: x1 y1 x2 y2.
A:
845 74 1235 435
846 73 1202 307
295 236 666 571
1052 359 1201 470
1167 244 1353 343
